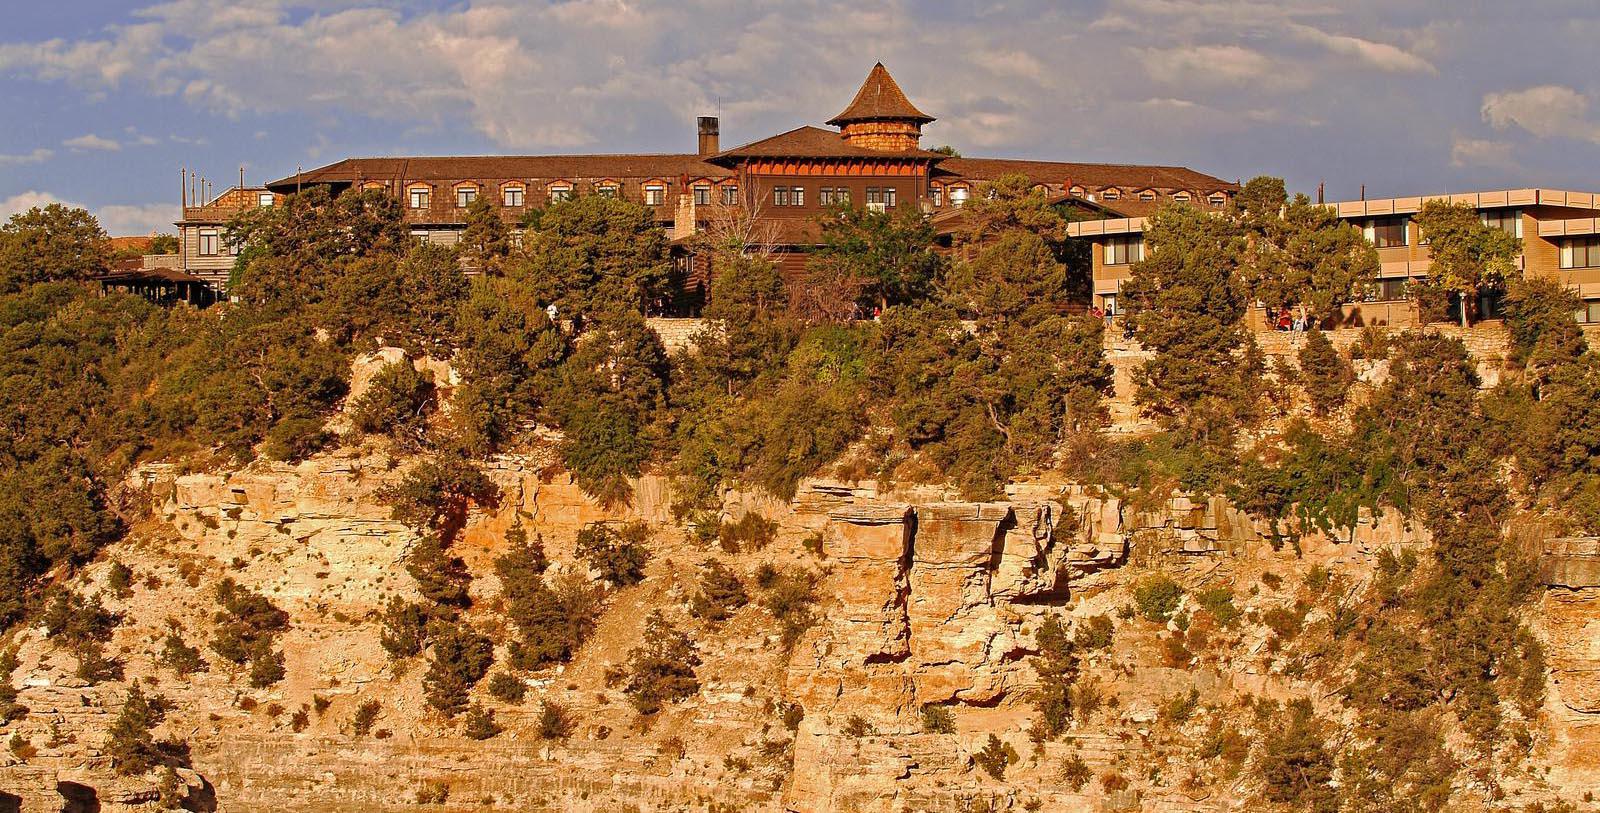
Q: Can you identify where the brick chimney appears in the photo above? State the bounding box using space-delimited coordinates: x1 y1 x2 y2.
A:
697 116 720 155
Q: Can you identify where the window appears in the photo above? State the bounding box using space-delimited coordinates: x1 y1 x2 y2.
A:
549 185 573 203
930 186 944 207
949 186 970 207
866 187 897 207
257 192 274 207
1101 188 1121 201
1070 186 1086 198
1103 235 1144 265
1362 216 1409 248
503 186 525 207
598 183 620 199
1481 209 1523 238
1581 299 1600 324
408 186 431 209
643 184 665 205
693 185 711 205
1208 193 1227 206
819 187 850 206
1138 190 1156 202
1561 236 1600 269
198 228 219 256
1173 192 1191 203
1365 277 1411 301
456 186 477 208
772 186 804 207
721 185 738 206
1101 294 1118 316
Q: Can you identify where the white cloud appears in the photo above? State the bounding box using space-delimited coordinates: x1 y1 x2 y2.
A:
1139 44 1281 86
1286 24 1435 74
0 148 54 166
1450 136 1518 170
1482 85 1600 142
0 190 176 235
64 134 122 151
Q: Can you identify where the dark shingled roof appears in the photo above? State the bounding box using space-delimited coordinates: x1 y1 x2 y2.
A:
267 155 733 191
709 126 943 164
936 157 1236 193
827 63 935 126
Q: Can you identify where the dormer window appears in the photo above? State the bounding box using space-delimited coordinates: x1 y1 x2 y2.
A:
408 185 431 209
1208 193 1227 206
455 185 478 208
257 192 274 207
1069 186 1086 198
949 185 970 207
1138 190 1156 202
596 181 620 199
503 184 525 207
548 182 573 203
643 183 666 205
693 185 712 206
1101 188 1121 201
1173 192 1191 203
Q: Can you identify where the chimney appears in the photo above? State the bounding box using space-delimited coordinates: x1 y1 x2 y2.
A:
697 116 720 155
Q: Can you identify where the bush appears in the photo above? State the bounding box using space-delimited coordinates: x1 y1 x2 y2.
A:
107 684 177 776
717 512 778 554
262 416 334 462
1298 329 1353 415
423 624 495 717
351 700 381 736
414 780 449 806
575 521 650 587
405 533 473 609
1061 753 1093 791
1133 574 1183 623
622 611 700 715
1073 614 1115 651
209 578 288 685
461 703 502 740
1159 688 1200 725
1029 615 1080 741
1193 587 1240 628
920 704 955 734
974 734 1017 780
754 566 818 649
350 360 436 448
0 647 27 723
1254 699 1337 812
690 560 748 622
379 454 500 537
107 561 133 596
248 647 286 688
536 700 575 740
379 597 431 659
486 672 527 704
842 715 874 738
504 570 603 670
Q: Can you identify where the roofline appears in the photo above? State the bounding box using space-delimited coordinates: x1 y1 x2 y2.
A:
1329 188 1600 217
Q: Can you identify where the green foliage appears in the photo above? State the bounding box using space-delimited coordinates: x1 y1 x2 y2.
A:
1159 687 1200 725
1413 200 1521 325
842 714 874 738
1298 330 1353 415
448 277 569 454
461 703 502 740
1074 614 1115 650
350 361 437 449
378 597 431 660
380 454 500 538
106 684 175 776
1193 588 1241 628
422 623 495 717
690 560 748 622
973 734 1018 780
536 700 575 740
717 512 778 553
1502 277 1587 373
1133 575 1183 623
1060 753 1093 791
622 611 700 715
1029 615 1081 741
457 197 512 274
575 521 650 586
158 631 207 676
754 565 819 649
1253 699 1337 813
228 186 409 311
800 203 942 320
0 204 109 293
504 570 603 670
511 194 671 316
920 704 956 734
323 244 470 352
351 700 381 736
486 672 527 704
1232 177 1379 318
210 578 289 686
405 534 473 609
550 310 670 503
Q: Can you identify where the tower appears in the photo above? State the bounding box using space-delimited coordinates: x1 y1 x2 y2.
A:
827 63 935 152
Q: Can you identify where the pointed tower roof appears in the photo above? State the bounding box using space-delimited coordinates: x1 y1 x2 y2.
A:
826 63 935 126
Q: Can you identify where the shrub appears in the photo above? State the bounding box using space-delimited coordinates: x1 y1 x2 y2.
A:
42 589 119 644
1133 574 1183 623
209 578 289 662
1298 329 1353 415
291 707 310 733
486 672 527 704
575 521 650 586
379 454 500 537
718 513 778 553
423 624 495 717
1193 587 1240 628
1073 614 1115 651
493 523 547 598
1262 601 1310 641
379 597 431 659
536 700 575 740
622 611 700 715
9 733 36 759
974 734 1017 780
690 560 748 622
107 561 133 596
405 534 473 609
248 647 286 688
415 780 449 806
1061 753 1093 791
504 570 603 670
920 704 956 734
351 700 381 736
1254 699 1336 812
1029 615 1080 741
842 715 874 738
107 684 174 776
0 647 27 723
262 416 334 463
461 703 502 740
350 360 436 449
755 566 818 649
1159 688 1200 725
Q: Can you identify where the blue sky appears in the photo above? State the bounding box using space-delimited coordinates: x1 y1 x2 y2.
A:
5 1 1600 235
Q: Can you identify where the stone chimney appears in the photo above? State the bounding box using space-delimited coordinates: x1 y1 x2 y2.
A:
698 116 720 155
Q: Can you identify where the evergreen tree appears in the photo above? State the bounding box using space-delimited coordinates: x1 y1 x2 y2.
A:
457 196 512 274
1412 200 1521 326
511 195 670 317
0 204 109 293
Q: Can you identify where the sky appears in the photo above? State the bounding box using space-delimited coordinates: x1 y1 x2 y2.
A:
4 0 1600 235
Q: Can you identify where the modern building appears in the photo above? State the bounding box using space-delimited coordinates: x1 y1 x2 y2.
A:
174 63 1237 306
1072 188 1600 327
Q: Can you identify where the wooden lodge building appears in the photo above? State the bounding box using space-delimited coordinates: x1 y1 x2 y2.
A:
175 63 1239 310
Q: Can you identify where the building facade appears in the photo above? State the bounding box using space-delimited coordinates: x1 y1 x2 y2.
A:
174 63 1238 304
1073 188 1600 328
